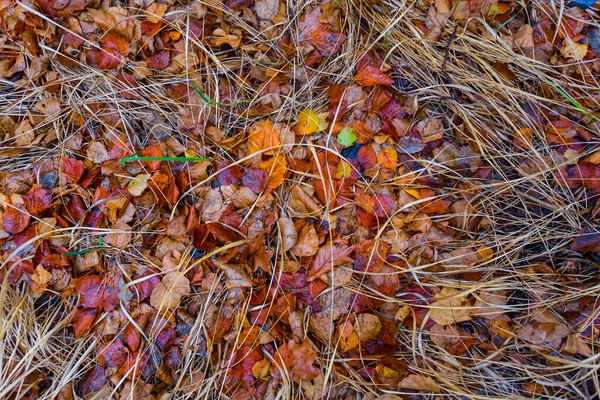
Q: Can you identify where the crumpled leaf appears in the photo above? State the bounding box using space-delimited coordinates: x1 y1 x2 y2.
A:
278 217 297 251
290 224 319 257
150 269 190 310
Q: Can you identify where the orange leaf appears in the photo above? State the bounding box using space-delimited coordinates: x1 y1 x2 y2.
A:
355 65 393 86
377 148 398 169
251 358 270 379
248 120 281 155
259 154 287 189
337 320 359 352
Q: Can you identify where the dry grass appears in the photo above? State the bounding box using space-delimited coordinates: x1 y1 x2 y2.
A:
1 0 599 398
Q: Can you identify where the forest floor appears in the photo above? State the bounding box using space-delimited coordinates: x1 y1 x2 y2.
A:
1 0 600 398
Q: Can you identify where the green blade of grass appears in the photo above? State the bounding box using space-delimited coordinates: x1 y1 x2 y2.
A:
64 249 97 256
120 156 211 165
190 81 251 106
544 79 598 121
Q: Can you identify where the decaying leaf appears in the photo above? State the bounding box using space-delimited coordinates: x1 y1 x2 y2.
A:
429 288 473 325
150 269 190 310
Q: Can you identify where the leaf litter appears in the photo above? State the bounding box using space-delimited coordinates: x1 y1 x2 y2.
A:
0 0 599 398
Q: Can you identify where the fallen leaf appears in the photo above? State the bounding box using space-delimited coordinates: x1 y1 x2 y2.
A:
145 2 168 23
294 109 321 135
571 226 600 252
150 269 191 310
290 224 319 257
429 288 473 325
288 340 319 381
337 320 359 352
377 148 398 169
218 263 255 288
354 313 382 341
355 65 393 86
259 155 287 189
278 217 297 251
34 98 61 115
248 120 281 156
399 374 440 393
255 0 279 20
561 37 588 61
127 174 150 196
337 127 357 147
2 205 30 235
251 358 270 379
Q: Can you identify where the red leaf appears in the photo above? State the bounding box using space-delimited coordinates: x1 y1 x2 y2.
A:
571 226 600 253
288 340 319 381
242 168 269 194
68 308 97 338
62 158 85 183
355 65 394 86
147 51 171 70
308 243 353 281
357 145 377 170
308 26 346 56
217 160 243 185
98 336 128 368
193 224 220 251
39 0 95 17
86 47 121 70
2 205 30 235
79 366 107 396
555 162 600 189
71 271 120 312
23 187 52 216
99 32 129 55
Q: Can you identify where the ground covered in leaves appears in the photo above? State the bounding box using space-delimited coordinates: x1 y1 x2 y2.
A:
1 0 600 398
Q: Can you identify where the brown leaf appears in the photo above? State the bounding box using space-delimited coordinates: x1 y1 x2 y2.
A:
145 2 168 23
150 270 190 310
218 262 255 288
255 0 279 20
308 243 353 281
288 340 319 381
104 222 132 249
398 374 440 393
290 224 319 257
354 313 381 341
429 287 473 325
278 217 297 251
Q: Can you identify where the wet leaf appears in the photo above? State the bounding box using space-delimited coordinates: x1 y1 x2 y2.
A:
2 205 30 235
355 65 393 86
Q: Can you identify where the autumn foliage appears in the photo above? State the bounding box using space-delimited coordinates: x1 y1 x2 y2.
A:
0 0 600 398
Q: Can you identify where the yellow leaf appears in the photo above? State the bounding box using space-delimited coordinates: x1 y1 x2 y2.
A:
335 160 352 179
294 109 321 135
252 358 270 379
248 120 281 156
561 37 588 61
